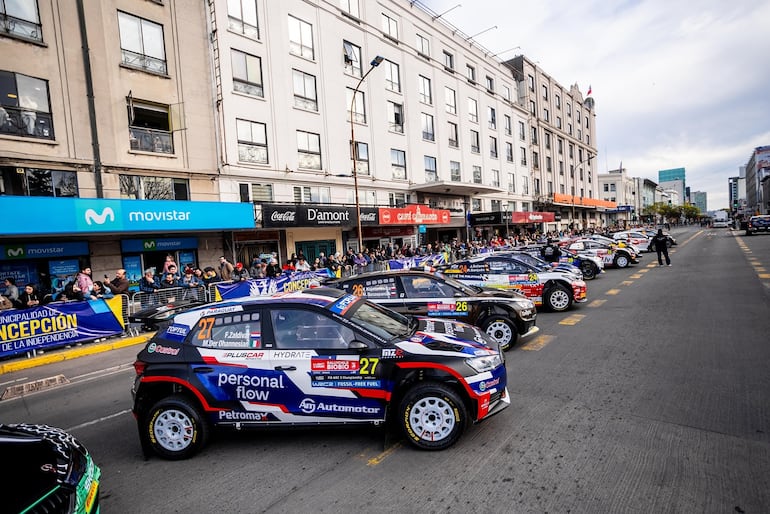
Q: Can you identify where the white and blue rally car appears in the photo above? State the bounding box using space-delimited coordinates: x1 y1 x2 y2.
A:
131 287 509 459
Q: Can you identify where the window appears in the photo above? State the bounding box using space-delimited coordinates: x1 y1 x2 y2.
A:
292 69 317 110
488 106 496 129
533 151 539 169
522 177 529 195
518 121 525 140
542 84 548 100
492 169 500 188
556 116 562 129
391 149 406 180
577 111 581 123
1 0 42 42
529 100 536 115
450 161 461 181
468 98 478 123
387 101 403 133
120 175 189 200
544 131 551 149
1 167 78 197
0 71 53 139
504 114 512 136
531 126 538 145
568 122 573 135
288 15 314 59
489 136 498 158
294 186 330 204
555 94 561 109
340 0 359 18
543 108 549 122
448 122 458 147
342 40 361 77
424 156 437 182
297 130 321 169
472 198 481 211
507 173 515 193
520 147 527 165
350 140 369 175
232 50 263 97
558 137 564 154
416 33 430 56
445 87 456 114
418 75 432 104
546 156 552 172
118 12 167 74
384 60 400 92
534 178 540 195
420 113 434 141
472 166 482 184
228 0 259 39
505 142 513 162
502 85 511 102
190 312 262 349
559 161 564 175
389 191 408 207
251 183 273 202
470 130 479 153
236 119 267 163
346 88 366 123
128 100 172 154
527 75 534 91
382 12 398 40
567 103 572 117
443 51 454 70
485 75 494 92
466 64 476 83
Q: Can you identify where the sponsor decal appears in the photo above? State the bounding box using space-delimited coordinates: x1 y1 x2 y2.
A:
217 372 286 401
147 342 180 355
222 351 266 359
200 305 243 315
299 398 380 415
478 377 501 391
270 210 296 223
329 294 358 315
311 358 360 372
166 325 189 337
143 240 157 250
381 348 403 359
84 207 115 225
218 411 270 421
5 247 24 258
273 350 312 359
311 379 382 388
128 210 190 222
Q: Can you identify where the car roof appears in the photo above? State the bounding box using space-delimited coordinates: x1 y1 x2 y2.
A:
329 269 436 282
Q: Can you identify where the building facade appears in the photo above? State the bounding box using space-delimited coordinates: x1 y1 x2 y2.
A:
744 146 770 215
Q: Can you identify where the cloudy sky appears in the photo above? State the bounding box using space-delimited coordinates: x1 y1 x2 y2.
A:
423 0 770 210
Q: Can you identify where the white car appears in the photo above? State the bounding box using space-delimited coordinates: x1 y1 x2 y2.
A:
713 220 729 228
611 230 653 251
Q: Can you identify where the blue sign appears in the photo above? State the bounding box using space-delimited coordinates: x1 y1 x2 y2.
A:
0 241 89 261
0 196 255 235
121 237 198 253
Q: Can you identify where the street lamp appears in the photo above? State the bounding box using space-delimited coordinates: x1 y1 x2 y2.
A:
350 55 383 252
503 203 509 239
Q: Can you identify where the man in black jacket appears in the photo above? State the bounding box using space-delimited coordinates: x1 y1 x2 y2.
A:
650 229 673 266
105 269 130 295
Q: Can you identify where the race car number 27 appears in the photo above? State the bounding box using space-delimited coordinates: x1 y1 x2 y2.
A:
360 357 379 375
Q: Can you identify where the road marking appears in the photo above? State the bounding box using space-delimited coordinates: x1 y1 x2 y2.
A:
630 274 643 279
606 289 621 295
559 314 585 325
65 409 132 432
755 267 767 272
621 281 634 286
520 335 554 351
588 299 606 307
759 274 770 279
0 376 29 387
638 269 649 273
367 442 402 466
646 263 657 268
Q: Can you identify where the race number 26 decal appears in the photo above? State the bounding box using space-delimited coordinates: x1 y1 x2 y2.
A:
455 301 468 312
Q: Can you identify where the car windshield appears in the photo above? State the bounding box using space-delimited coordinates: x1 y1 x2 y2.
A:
509 252 551 270
438 276 482 295
348 300 412 340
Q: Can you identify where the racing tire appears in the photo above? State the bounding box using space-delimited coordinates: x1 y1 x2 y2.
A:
143 396 209 460
481 316 518 351
544 284 572 312
614 254 630 268
580 261 598 280
399 382 468 451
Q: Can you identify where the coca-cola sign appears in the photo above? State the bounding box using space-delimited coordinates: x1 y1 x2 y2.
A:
261 204 379 228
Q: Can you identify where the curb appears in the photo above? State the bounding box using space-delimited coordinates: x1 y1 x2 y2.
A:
0 333 155 374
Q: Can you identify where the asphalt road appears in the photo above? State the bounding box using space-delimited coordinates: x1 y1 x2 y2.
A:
1 226 769 513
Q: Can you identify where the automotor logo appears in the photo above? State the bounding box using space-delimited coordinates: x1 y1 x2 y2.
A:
84 207 115 225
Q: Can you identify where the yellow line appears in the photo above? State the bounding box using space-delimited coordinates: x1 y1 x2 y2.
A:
759 274 770 279
621 281 634 286
646 263 657 268
559 314 585 325
638 269 649 273
588 299 606 307
0 333 154 374
755 267 767 272
367 442 402 466
520 335 555 351
606 289 621 295
630 274 643 279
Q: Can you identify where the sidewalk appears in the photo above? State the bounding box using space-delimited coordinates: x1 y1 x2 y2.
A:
0 332 154 374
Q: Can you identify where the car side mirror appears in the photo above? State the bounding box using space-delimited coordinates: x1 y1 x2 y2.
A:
348 340 369 350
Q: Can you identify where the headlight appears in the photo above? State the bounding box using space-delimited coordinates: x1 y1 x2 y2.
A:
515 298 535 309
466 354 502 373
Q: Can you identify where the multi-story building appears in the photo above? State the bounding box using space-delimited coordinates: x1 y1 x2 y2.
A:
690 191 707 215
744 146 770 215
598 168 635 227
0 0 257 294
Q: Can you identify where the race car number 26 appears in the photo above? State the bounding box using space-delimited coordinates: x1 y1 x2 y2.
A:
455 301 468 312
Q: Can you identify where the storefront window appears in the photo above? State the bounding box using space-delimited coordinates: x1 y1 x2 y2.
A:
0 167 78 197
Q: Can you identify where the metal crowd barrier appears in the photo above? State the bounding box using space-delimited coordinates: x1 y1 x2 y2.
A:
129 285 207 314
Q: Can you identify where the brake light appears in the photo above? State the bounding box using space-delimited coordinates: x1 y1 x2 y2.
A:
133 360 147 376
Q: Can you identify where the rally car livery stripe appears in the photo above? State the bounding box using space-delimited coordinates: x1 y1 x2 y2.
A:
201 355 250 368
241 401 290 413
396 361 477 399
141 375 226 412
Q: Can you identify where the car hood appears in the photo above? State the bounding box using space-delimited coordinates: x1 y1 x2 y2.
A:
400 317 500 357
476 287 529 301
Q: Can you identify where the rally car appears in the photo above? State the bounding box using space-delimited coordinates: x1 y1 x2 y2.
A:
131 288 509 459
563 237 640 269
324 270 538 351
438 254 587 312
508 247 604 280
0 424 101 514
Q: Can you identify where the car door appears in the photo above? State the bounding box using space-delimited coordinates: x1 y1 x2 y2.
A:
267 306 387 423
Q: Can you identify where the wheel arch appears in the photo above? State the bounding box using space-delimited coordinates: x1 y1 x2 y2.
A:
388 367 476 422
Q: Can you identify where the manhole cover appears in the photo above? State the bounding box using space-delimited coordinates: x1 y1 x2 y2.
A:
1 374 70 400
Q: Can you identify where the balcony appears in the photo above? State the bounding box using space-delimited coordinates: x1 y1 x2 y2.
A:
0 106 54 140
129 127 173 154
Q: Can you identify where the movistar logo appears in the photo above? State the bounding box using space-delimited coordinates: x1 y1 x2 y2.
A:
5 247 24 258
144 240 156 249
84 207 115 225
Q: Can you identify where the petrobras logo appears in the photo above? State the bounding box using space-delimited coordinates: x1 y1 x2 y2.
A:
5 246 24 259
84 207 115 225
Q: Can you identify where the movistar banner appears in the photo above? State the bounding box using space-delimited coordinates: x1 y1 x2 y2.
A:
0 297 125 358
121 237 198 253
212 270 333 301
0 241 89 261
0 196 255 235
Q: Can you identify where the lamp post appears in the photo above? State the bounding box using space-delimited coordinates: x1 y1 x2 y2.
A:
503 203 509 239
350 55 383 252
